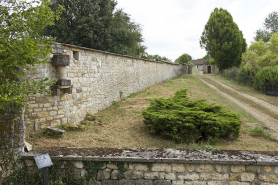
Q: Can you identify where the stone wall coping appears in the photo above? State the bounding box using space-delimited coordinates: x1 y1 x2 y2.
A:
56 42 182 66
21 147 278 166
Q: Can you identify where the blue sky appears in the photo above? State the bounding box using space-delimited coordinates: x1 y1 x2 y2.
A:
116 0 278 61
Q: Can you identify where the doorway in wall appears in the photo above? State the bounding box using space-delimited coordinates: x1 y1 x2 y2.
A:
208 66 211 73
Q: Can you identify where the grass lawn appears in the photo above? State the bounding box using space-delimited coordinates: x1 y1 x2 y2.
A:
29 74 278 151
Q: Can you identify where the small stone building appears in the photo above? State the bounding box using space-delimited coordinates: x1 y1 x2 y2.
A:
189 59 206 71
203 64 219 74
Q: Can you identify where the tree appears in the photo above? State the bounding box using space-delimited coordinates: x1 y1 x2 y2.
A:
42 0 146 57
174 53 192 64
142 54 172 62
254 11 278 42
200 8 246 70
0 0 61 110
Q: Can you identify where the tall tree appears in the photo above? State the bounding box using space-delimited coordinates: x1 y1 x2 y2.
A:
0 0 61 110
42 0 146 57
175 53 192 64
254 11 278 42
200 8 246 70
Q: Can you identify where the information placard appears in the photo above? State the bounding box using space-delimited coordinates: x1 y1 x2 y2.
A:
34 154 53 169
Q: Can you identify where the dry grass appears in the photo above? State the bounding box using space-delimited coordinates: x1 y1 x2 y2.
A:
29 75 278 151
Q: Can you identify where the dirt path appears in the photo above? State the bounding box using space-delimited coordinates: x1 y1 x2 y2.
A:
195 74 278 134
205 75 278 115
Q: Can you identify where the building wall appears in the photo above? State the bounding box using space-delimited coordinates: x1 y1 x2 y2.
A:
203 64 219 74
192 65 203 71
24 43 188 134
22 153 278 185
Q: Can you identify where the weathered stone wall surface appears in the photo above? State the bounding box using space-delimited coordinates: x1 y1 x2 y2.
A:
203 64 219 74
0 108 25 183
25 43 188 134
21 148 278 185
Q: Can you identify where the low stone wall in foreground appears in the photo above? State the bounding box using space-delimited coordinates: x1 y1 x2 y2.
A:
21 148 278 185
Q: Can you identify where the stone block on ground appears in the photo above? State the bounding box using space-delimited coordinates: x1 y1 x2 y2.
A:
44 126 65 138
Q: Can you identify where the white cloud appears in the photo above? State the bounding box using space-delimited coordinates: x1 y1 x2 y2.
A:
116 0 278 61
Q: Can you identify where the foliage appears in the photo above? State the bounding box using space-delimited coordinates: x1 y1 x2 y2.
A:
249 127 276 141
175 53 192 64
254 65 278 91
142 53 172 62
200 8 246 70
254 11 278 42
223 32 278 90
0 0 62 110
42 0 146 58
142 89 241 143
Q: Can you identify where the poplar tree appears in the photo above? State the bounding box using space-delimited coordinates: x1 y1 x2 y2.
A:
200 8 246 70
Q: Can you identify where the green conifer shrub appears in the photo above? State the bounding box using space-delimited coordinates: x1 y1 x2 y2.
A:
254 65 278 91
142 89 241 143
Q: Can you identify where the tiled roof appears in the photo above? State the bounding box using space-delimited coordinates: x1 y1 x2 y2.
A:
189 59 207 65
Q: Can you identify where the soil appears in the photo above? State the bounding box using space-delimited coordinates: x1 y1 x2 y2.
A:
195 74 278 135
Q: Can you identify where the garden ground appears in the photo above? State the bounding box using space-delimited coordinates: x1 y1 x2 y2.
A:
28 74 278 151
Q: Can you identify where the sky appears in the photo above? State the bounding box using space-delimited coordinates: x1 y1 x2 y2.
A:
116 0 278 61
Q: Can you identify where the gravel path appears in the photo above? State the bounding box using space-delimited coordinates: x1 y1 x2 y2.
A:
195 74 278 134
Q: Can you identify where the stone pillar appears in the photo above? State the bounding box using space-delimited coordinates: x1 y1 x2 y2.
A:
0 108 25 183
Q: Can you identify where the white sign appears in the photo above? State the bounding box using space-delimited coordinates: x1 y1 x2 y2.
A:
34 154 53 169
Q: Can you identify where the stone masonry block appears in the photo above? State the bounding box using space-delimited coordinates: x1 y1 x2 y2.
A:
264 166 272 173
164 173 176 180
199 173 229 181
25 159 35 167
172 181 183 185
153 180 171 185
240 173 255 182
107 163 118 170
111 170 119 179
152 164 171 172
229 182 251 185
231 165 245 173
85 179 100 185
134 164 148 171
183 182 206 185
275 167 278 174
124 171 143 180
259 175 278 183
52 54 70 66
246 166 261 173
101 180 118 185
186 164 195 172
74 161 84 169
97 169 111 180
118 179 135 185
135 179 153 185
230 174 241 181
215 165 229 173
144 172 159 180
207 182 227 185
172 164 185 173
196 164 214 172
178 173 199 181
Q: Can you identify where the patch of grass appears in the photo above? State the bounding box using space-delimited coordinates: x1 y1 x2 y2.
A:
249 127 276 141
112 101 120 107
29 74 278 151
201 77 278 121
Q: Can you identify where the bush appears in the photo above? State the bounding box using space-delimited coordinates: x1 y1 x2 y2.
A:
142 89 241 143
222 68 239 80
254 65 278 91
235 67 254 86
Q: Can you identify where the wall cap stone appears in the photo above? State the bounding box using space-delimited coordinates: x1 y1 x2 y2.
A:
21 147 278 166
56 42 183 66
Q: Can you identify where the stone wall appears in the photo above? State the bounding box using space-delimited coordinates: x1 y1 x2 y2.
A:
20 148 278 185
25 43 188 134
0 108 25 183
203 64 219 74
